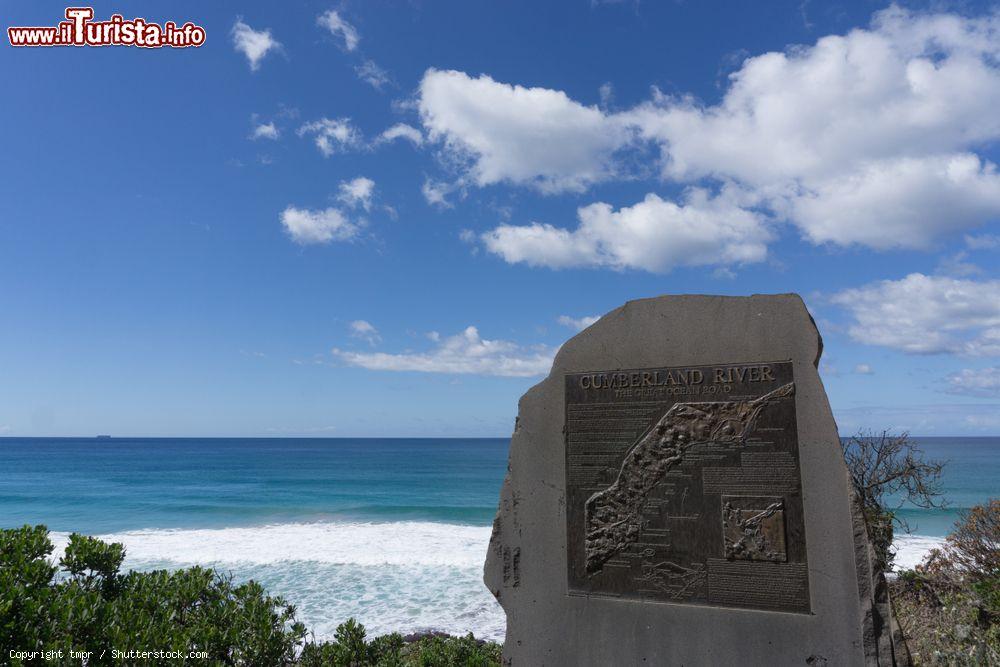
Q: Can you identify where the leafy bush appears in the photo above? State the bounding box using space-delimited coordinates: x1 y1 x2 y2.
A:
892 500 1000 665
1 525 306 665
1 525 503 666
400 633 501 666
945 499 1000 583
299 623 501 666
299 618 401 666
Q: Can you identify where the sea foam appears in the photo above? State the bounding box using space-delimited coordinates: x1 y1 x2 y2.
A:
892 534 946 571
50 522 505 641
51 521 491 567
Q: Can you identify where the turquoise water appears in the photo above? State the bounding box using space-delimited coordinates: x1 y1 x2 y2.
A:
0 438 507 533
0 436 996 639
0 438 510 639
888 437 1000 537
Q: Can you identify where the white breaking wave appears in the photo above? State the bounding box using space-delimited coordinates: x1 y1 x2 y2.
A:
893 534 946 572
51 521 491 567
49 522 506 641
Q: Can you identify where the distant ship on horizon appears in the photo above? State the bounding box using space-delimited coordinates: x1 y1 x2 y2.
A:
95 435 112 439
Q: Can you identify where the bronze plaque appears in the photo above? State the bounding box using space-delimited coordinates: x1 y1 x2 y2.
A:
565 360 810 614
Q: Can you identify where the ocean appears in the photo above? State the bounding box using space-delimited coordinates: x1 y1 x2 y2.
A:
0 437 996 641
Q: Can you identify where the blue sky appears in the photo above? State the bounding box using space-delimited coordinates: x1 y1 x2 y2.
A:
2 0 999 437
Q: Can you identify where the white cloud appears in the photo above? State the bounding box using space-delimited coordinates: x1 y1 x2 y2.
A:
349 320 381 346
356 60 391 90
629 13 1000 185
317 9 359 51
557 315 600 331
834 402 1000 435
712 267 736 280
418 69 632 193
420 8 1000 251
832 273 1000 355
482 188 770 272
337 177 376 211
936 250 983 278
297 118 361 157
251 121 279 140
280 206 362 245
961 411 1000 430
946 367 1000 397
333 326 555 377
421 179 455 208
231 20 280 71
378 123 424 147
598 82 614 109
624 7 1000 248
854 364 874 375
787 154 1000 249
966 233 1000 250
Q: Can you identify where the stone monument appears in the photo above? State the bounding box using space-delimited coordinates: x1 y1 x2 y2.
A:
485 294 908 666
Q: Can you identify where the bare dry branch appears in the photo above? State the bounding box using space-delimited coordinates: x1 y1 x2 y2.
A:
842 429 946 569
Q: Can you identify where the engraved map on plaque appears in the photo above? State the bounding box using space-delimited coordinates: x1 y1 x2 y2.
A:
565 360 810 614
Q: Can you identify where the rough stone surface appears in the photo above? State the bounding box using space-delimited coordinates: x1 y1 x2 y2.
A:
485 294 907 666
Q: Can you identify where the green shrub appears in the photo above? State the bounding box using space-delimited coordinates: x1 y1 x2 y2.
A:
300 622 501 667
891 500 1000 665
945 499 1000 584
403 633 502 666
1 525 503 666
0 525 306 665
